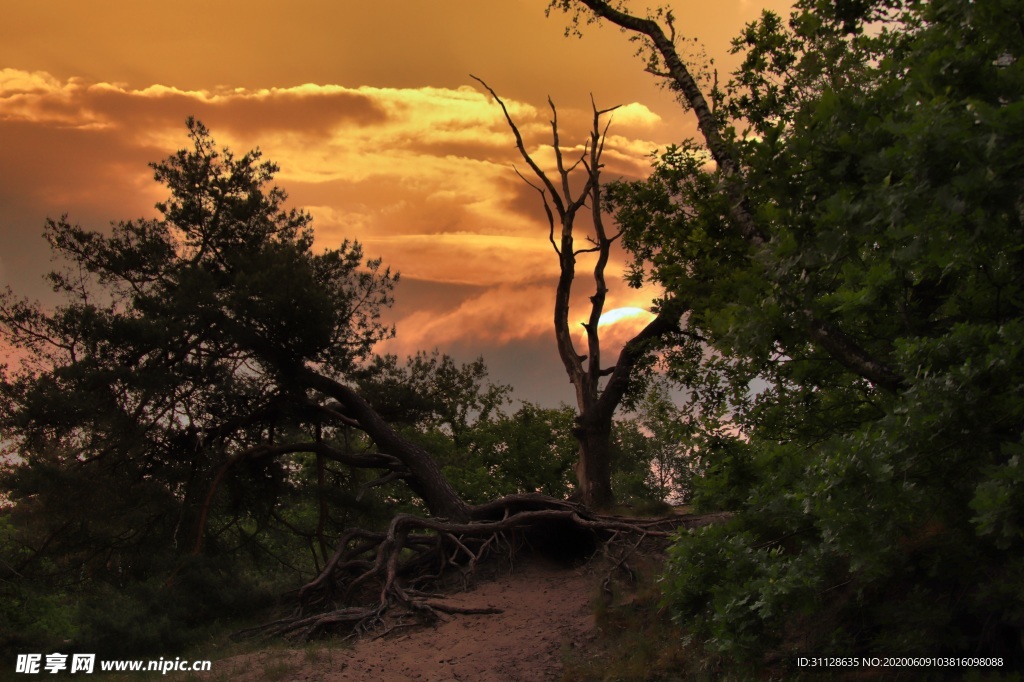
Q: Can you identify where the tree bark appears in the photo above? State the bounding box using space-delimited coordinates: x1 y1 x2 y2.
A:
573 412 614 508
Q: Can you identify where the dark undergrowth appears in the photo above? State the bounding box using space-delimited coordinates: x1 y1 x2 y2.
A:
561 553 699 682
560 550 1024 682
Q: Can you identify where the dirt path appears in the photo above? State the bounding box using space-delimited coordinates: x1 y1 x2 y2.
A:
214 559 599 681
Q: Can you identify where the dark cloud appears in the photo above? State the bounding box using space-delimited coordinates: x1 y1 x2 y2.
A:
0 118 164 298
82 86 388 140
442 335 573 409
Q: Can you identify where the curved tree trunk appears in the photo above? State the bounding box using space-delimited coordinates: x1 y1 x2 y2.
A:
217 320 473 521
299 367 472 522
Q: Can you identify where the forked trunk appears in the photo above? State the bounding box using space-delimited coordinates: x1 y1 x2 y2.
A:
476 78 685 511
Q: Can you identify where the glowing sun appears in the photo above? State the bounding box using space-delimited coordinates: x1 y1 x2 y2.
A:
598 307 654 328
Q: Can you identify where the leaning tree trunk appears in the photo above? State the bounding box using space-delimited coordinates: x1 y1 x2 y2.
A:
213 325 474 521
298 367 472 521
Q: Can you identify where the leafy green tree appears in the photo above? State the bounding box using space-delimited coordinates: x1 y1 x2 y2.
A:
1 117 401 549
614 378 705 504
556 0 1024 668
0 118 462 652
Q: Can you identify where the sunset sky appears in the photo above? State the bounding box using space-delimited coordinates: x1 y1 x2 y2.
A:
0 0 790 405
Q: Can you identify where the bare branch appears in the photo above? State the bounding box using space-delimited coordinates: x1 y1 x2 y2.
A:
573 244 603 257
514 166 560 256
471 75 566 218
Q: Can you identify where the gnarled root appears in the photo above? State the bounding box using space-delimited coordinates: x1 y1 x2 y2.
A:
240 494 728 642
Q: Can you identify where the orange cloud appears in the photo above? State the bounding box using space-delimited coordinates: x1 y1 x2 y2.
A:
0 68 673 361
383 282 555 355
358 233 556 286
0 0 796 405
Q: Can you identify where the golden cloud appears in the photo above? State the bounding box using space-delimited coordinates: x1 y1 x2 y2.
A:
0 68 66 96
383 282 555 355
609 102 662 128
1 69 672 353
358 233 556 286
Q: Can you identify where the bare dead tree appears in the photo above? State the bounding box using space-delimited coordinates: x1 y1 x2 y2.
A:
472 76 686 509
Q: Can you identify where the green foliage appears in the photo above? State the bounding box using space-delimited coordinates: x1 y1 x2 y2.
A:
444 402 578 502
73 558 280 658
402 401 578 505
353 350 512 445
351 351 577 503
0 516 77 655
614 378 710 505
0 120 403 655
609 0 1024 670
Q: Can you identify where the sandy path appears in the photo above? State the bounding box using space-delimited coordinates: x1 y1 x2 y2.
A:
215 559 598 681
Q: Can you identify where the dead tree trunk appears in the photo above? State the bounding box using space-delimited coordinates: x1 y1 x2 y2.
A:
473 77 684 509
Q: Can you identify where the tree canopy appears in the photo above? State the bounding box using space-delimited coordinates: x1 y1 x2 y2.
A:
572 0 1024 667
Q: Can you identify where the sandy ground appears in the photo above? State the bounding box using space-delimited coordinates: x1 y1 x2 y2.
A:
212 558 599 682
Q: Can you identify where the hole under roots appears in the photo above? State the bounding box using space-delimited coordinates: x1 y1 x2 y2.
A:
521 518 598 564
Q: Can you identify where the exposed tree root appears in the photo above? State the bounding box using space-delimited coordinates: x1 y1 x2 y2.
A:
238 494 729 642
